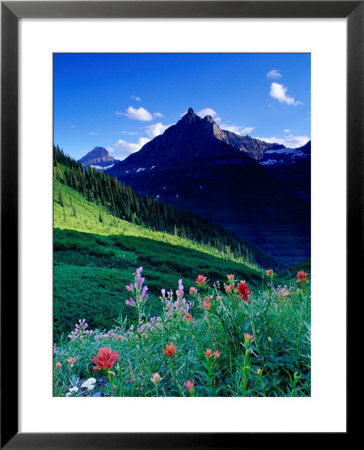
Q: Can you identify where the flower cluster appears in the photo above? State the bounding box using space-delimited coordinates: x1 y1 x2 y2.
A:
91 347 120 371
68 319 95 340
160 279 191 319
296 271 309 284
163 342 176 357
238 281 252 302
125 267 149 307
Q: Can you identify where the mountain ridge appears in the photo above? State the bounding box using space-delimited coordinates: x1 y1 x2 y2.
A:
105 107 311 266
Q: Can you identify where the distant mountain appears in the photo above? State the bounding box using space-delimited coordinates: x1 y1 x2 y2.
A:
78 147 116 170
106 108 310 266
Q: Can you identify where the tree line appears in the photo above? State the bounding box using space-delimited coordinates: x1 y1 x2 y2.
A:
53 145 278 268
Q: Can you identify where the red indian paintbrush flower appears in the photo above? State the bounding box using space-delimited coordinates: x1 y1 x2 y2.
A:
66 357 77 368
203 297 211 310
266 269 274 277
296 271 309 284
184 380 195 393
91 347 119 371
238 281 252 301
184 313 193 321
163 342 176 357
195 275 207 286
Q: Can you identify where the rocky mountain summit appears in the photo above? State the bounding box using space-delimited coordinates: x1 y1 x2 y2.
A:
78 147 116 170
106 108 311 266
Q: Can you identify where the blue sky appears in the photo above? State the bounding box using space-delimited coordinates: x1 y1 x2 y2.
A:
54 53 311 161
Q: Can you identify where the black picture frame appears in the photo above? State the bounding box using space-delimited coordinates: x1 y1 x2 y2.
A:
1 1 359 448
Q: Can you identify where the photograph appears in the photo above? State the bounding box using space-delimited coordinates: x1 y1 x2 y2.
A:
52 52 311 398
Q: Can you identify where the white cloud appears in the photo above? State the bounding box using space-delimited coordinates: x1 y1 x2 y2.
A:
114 136 150 154
254 134 310 148
267 69 282 79
117 106 154 121
145 122 171 138
283 129 291 133
240 126 255 134
220 123 255 135
269 82 301 106
197 107 217 118
153 112 163 118
106 146 115 153
131 95 141 101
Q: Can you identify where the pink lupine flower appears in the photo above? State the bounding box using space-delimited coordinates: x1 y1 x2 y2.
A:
126 283 133 291
126 297 135 307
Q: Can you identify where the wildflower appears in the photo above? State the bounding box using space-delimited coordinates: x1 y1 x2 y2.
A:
244 333 254 344
203 297 211 310
136 267 143 274
204 349 213 358
224 283 235 293
81 378 96 390
116 336 122 341
184 313 193 321
195 275 207 286
163 342 176 357
151 373 162 384
55 362 62 370
161 289 166 298
213 350 221 359
189 286 197 295
184 380 195 394
256 368 263 376
216 296 222 301
68 386 79 393
238 281 252 302
266 269 274 277
278 288 290 298
227 274 235 281
91 347 119 371
296 271 309 284
125 297 135 307
66 357 77 368
126 283 133 291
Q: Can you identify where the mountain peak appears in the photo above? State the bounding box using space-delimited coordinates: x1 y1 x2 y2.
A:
187 107 195 115
78 146 116 170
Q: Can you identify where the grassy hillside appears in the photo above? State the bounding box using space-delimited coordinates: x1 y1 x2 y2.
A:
54 180 267 340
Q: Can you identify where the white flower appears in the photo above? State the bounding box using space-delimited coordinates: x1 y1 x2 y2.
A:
69 386 79 393
81 378 96 390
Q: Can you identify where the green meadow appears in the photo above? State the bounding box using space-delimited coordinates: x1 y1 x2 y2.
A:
54 180 269 340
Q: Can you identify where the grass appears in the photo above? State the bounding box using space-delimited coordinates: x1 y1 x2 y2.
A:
54 180 269 340
54 268 311 397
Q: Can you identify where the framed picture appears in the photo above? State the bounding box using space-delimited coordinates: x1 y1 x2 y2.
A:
1 1 358 447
